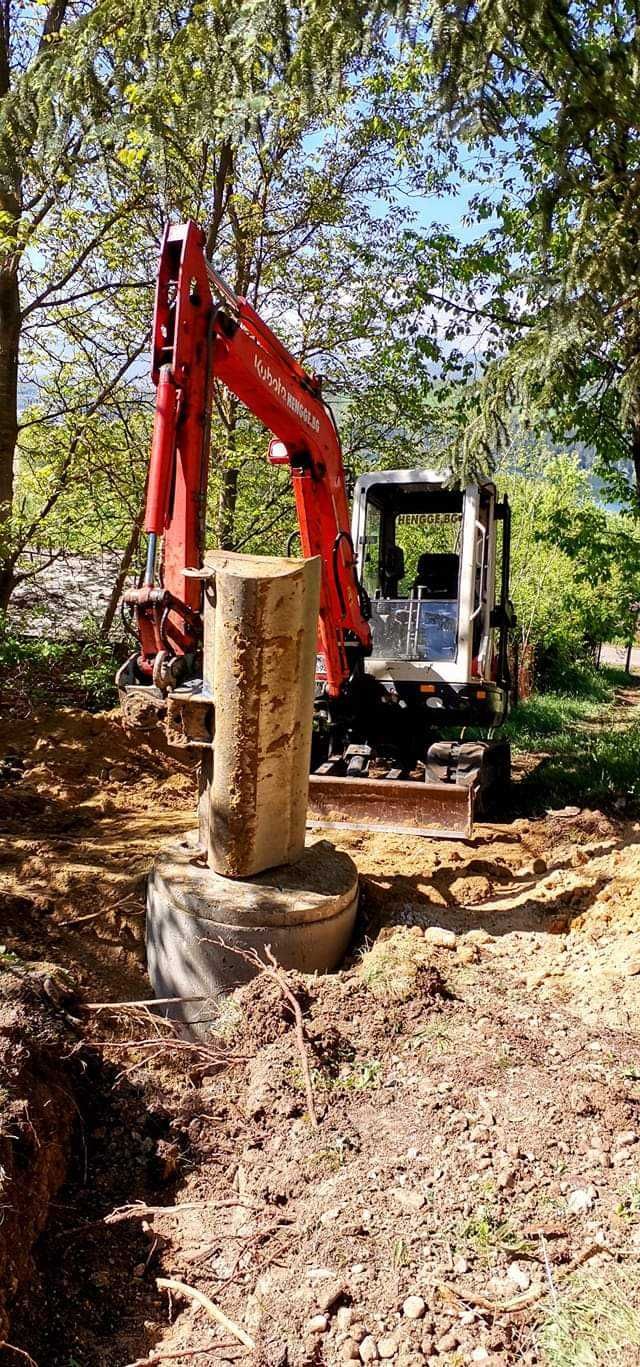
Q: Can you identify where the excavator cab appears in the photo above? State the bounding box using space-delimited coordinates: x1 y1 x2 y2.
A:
351 469 512 726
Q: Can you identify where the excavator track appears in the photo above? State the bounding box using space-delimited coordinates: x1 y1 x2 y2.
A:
308 773 475 839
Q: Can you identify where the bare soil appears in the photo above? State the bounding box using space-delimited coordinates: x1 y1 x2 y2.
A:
0 967 76 1344
1 696 640 1366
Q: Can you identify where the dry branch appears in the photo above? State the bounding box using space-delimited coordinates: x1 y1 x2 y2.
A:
116 1048 167 1082
85 1028 246 1076
156 1278 255 1350
105 1199 258 1225
60 893 140 928
439 1240 612 1315
264 945 318 1129
0 1343 39 1366
58 909 105 928
124 1343 242 1365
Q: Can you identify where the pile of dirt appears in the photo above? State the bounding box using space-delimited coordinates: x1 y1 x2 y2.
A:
0 704 195 834
0 706 197 1004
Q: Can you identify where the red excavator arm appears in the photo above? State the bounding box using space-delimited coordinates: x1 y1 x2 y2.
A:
125 220 371 698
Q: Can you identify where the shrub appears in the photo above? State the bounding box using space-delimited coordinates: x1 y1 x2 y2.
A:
0 625 120 711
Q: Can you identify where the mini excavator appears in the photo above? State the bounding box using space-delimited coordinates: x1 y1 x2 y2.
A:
118 221 514 838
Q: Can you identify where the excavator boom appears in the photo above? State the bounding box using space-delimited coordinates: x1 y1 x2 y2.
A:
127 220 370 699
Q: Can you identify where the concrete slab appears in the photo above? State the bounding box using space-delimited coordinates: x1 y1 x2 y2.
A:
146 833 358 1034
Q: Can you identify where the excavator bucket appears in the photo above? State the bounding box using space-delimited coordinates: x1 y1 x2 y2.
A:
307 774 475 840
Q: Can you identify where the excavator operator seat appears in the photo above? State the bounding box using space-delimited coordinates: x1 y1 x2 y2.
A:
413 552 459 600
381 545 405 598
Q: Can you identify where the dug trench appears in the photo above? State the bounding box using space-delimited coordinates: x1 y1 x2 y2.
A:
1 699 640 1364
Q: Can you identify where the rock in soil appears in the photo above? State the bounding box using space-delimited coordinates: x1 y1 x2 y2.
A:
403 1296 427 1319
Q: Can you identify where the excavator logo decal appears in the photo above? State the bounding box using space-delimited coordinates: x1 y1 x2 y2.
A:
254 354 320 434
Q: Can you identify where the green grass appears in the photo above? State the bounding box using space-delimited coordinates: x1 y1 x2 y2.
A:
309 1057 383 1094
538 1269 640 1366
407 1021 453 1055
504 664 625 747
615 1178 640 1220
461 1203 535 1265
359 927 437 1003
503 692 607 749
503 665 640 812
0 945 21 968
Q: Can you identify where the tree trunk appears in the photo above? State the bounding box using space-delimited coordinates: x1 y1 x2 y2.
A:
99 503 145 639
0 262 19 520
216 399 238 550
0 558 15 615
629 410 640 513
218 467 239 549
0 227 21 616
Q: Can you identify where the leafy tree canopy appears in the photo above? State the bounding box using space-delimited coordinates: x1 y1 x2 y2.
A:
500 447 640 679
388 0 640 507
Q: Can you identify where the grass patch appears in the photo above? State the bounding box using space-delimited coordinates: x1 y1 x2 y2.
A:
0 944 21 968
407 1020 453 1054
504 664 627 751
359 928 436 1003
538 1268 640 1366
503 691 608 750
304 1137 353 1174
517 720 640 811
308 1057 383 1095
461 1204 535 1265
502 666 640 812
339 1058 383 1091
539 658 631 699
615 1178 640 1220
212 996 244 1042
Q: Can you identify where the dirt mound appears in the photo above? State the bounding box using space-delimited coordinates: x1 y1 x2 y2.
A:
0 705 195 835
56 937 638 1367
359 926 447 1004
237 970 315 1050
0 706 198 1005
235 943 449 1132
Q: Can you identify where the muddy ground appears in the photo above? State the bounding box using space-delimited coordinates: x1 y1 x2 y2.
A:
1 691 640 1366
